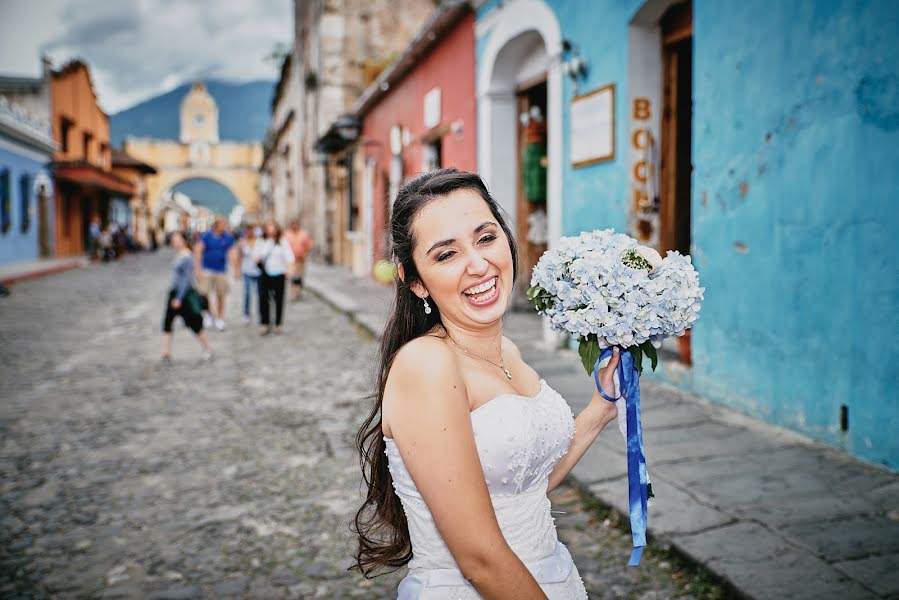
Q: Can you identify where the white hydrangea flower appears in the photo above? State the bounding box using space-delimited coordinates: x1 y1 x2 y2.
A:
530 230 704 352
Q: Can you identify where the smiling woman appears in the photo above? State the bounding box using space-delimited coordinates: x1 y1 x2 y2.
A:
352 168 622 599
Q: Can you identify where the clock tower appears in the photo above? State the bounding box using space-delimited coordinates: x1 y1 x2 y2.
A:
180 82 219 144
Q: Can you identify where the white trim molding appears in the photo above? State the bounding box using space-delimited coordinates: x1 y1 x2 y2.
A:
477 0 563 248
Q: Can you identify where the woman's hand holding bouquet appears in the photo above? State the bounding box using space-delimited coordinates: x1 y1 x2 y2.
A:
528 229 704 565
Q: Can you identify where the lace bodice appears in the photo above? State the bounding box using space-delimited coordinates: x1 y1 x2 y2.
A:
384 379 577 574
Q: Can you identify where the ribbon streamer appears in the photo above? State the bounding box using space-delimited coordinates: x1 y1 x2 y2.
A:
594 347 649 566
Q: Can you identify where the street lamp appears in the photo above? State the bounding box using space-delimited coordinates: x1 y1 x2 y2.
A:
335 114 361 143
561 39 589 94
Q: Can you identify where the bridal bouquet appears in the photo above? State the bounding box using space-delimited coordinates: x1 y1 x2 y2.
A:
528 229 703 373
528 229 704 565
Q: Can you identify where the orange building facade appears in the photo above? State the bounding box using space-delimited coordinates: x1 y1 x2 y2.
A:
50 61 134 256
111 149 157 248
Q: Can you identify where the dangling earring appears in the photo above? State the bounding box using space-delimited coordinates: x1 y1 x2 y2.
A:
423 296 432 315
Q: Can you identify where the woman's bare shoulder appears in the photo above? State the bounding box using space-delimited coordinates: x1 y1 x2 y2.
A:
383 335 466 431
501 335 523 359
389 334 460 389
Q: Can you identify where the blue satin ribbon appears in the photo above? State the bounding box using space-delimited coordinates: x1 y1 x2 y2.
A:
594 347 649 566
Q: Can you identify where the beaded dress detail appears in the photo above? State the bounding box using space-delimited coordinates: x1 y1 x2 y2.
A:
384 380 587 599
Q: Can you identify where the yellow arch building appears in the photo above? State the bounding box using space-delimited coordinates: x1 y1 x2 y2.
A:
124 82 263 220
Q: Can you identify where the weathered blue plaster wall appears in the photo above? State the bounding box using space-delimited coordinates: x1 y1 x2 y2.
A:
477 0 899 468
552 0 643 237
0 146 52 267
476 0 642 236
690 0 899 468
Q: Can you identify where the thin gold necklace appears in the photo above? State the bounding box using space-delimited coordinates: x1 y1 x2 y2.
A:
443 330 512 380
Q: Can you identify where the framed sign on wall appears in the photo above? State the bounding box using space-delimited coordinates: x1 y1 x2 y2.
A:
570 83 615 167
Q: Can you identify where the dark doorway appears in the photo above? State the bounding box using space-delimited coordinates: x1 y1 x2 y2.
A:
38 184 51 257
81 197 92 253
660 0 693 364
515 78 549 305
660 1 692 257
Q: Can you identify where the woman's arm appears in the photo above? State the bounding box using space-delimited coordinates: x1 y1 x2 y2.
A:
385 337 548 600
547 389 617 492
229 244 240 278
192 239 204 275
282 238 295 263
174 255 192 301
250 239 265 261
547 348 620 492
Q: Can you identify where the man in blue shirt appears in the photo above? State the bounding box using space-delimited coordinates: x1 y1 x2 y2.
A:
193 216 237 330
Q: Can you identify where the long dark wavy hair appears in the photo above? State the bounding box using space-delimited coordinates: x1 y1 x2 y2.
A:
352 168 519 577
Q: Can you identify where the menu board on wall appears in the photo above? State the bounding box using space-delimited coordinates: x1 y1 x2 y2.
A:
570 83 615 167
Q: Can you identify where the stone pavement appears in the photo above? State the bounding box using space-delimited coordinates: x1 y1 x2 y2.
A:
0 251 722 599
305 262 899 600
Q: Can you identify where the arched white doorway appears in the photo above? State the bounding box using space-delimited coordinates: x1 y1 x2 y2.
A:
478 0 563 255
478 0 564 345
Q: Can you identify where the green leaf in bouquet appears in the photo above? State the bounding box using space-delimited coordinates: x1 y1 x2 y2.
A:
527 284 554 312
628 345 643 374
578 336 600 375
640 340 658 371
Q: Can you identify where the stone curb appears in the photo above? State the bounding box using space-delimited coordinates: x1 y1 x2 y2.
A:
0 258 87 286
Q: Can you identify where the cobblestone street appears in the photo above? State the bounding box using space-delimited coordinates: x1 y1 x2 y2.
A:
0 252 720 599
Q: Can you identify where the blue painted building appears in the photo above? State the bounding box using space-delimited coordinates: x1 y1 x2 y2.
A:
0 75 57 267
474 0 898 468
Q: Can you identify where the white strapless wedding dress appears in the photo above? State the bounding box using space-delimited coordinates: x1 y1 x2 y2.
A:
384 379 588 599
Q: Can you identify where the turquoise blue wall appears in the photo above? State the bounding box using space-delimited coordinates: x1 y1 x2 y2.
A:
0 145 53 267
477 0 899 468
689 0 898 469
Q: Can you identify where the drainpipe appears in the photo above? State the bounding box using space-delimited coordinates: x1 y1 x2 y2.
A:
345 148 355 232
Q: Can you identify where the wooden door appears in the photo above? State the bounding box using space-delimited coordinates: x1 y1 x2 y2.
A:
660 1 693 364
38 185 51 257
660 1 692 257
515 80 548 301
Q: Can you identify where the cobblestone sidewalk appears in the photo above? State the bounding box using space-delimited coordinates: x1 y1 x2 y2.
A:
0 252 722 599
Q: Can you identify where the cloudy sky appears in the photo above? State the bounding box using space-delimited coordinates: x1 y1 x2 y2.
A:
0 0 291 113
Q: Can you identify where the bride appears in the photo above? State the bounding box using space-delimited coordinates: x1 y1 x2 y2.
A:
354 168 621 599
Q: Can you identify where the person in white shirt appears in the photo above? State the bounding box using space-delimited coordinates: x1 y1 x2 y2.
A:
253 220 295 335
236 225 261 324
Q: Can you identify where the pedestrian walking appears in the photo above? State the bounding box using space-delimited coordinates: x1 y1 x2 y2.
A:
112 224 126 259
253 220 294 335
353 169 620 598
99 225 114 262
236 224 261 324
160 230 212 363
88 217 101 260
284 218 313 301
193 216 237 331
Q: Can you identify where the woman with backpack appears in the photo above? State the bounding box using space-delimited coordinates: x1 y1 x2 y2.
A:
160 230 213 362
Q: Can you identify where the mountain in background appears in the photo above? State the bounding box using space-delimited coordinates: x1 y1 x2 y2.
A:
110 79 275 146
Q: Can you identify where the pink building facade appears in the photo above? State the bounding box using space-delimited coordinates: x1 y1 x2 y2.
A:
353 5 477 267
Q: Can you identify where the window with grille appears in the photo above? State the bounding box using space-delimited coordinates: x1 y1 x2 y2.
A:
0 168 10 234
60 118 73 153
20 173 31 233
